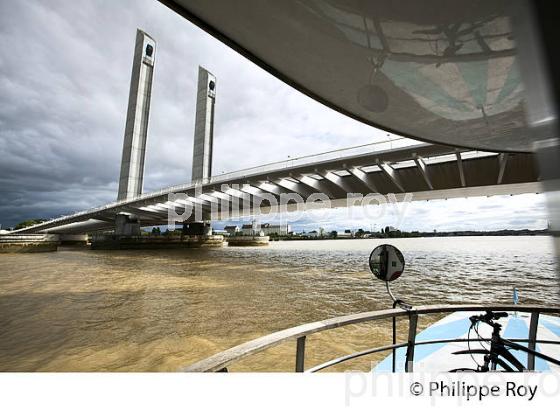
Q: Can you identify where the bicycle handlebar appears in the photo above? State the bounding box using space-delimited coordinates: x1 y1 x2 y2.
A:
470 310 508 325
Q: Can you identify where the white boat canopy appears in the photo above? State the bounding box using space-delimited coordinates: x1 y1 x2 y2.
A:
160 0 540 152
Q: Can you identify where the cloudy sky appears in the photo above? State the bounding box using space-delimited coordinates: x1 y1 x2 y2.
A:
0 0 550 231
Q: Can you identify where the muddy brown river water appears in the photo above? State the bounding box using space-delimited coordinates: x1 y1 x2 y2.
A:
0 236 558 371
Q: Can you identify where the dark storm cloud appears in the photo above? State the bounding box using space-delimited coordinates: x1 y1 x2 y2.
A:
0 1 130 225
0 0 386 228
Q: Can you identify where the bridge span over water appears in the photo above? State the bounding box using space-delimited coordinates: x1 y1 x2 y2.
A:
15 138 539 234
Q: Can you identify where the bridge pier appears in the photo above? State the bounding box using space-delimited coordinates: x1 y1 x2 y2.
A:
180 221 224 247
182 221 212 236
89 216 223 250
0 234 60 253
58 234 89 247
115 213 141 236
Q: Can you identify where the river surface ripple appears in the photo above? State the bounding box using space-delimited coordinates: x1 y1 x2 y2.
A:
0 236 558 371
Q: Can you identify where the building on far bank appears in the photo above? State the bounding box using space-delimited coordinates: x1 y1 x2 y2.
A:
337 230 353 238
241 222 264 236
224 225 239 235
261 223 291 236
226 222 289 236
241 224 253 235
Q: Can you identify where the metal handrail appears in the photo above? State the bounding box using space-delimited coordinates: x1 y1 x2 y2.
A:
305 337 560 373
180 304 560 372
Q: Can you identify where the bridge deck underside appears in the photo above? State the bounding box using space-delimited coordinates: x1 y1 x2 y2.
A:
17 143 539 234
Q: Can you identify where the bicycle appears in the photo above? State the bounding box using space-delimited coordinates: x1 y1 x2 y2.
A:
450 311 560 372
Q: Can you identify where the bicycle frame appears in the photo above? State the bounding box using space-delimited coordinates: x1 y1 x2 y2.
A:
454 314 560 372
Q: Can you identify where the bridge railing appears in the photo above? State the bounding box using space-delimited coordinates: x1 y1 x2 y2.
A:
208 136 416 184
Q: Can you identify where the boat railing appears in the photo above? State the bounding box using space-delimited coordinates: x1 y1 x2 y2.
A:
181 304 560 373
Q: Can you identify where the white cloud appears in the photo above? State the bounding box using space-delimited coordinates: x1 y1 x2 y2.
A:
214 193 549 233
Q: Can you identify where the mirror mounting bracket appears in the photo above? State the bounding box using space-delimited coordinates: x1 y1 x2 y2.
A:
387 282 412 311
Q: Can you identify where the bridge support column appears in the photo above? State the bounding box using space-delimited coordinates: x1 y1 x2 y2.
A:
115 214 141 236
181 221 224 248
58 234 89 246
182 221 212 236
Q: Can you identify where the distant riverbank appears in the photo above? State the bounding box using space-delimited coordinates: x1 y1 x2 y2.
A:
271 229 550 241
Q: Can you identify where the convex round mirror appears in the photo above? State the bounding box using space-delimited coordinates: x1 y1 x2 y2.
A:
369 244 405 282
